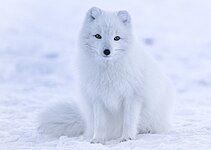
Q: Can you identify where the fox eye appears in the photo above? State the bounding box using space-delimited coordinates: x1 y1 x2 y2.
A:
94 34 102 39
114 36 121 41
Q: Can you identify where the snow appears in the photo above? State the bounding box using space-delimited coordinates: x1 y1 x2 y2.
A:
0 0 211 149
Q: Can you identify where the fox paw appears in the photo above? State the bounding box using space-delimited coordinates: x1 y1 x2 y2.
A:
90 138 105 144
120 135 135 142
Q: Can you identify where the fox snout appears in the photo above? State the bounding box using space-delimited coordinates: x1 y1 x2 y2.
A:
103 49 111 56
101 45 112 57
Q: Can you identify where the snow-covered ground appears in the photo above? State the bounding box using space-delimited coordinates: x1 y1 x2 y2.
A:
0 0 211 149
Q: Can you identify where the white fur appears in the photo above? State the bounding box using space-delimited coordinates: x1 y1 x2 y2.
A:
38 101 84 138
38 7 175 144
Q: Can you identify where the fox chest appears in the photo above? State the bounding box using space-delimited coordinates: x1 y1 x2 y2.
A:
83 70 134 110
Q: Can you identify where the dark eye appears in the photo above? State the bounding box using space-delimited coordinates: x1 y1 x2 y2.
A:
114 36 121 41
94 34 102 39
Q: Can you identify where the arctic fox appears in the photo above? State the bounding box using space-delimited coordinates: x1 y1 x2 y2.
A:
39 7 175 144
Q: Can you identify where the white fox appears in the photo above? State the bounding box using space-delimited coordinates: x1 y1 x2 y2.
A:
39 7 175 144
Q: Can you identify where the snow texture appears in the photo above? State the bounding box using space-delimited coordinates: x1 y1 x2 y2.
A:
0 0 211 149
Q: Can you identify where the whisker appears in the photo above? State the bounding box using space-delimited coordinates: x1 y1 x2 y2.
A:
115 49 126 51
84 43 97 49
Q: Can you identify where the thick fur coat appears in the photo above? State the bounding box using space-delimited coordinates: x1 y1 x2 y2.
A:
39 7 175 144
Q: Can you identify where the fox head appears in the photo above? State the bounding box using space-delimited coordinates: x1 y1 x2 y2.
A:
79 7 133 64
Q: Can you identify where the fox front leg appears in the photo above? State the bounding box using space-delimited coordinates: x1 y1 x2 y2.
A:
90 100 107 144
120 97 141 142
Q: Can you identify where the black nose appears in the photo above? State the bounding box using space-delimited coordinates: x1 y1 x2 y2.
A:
103 49 110 56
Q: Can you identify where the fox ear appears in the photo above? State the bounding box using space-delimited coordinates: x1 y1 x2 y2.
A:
117 10 131 25
87 7 102 21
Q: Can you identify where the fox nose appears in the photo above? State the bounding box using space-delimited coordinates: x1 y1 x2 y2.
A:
103 49 111 56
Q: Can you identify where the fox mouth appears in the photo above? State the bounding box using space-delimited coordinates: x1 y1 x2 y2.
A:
102 55 111 58
99 55 114 63
101 55 112 61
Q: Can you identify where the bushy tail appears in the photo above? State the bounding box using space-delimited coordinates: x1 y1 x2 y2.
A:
38 101 85 137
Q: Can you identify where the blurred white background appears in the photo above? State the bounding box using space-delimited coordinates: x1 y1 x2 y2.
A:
0 0 211 149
